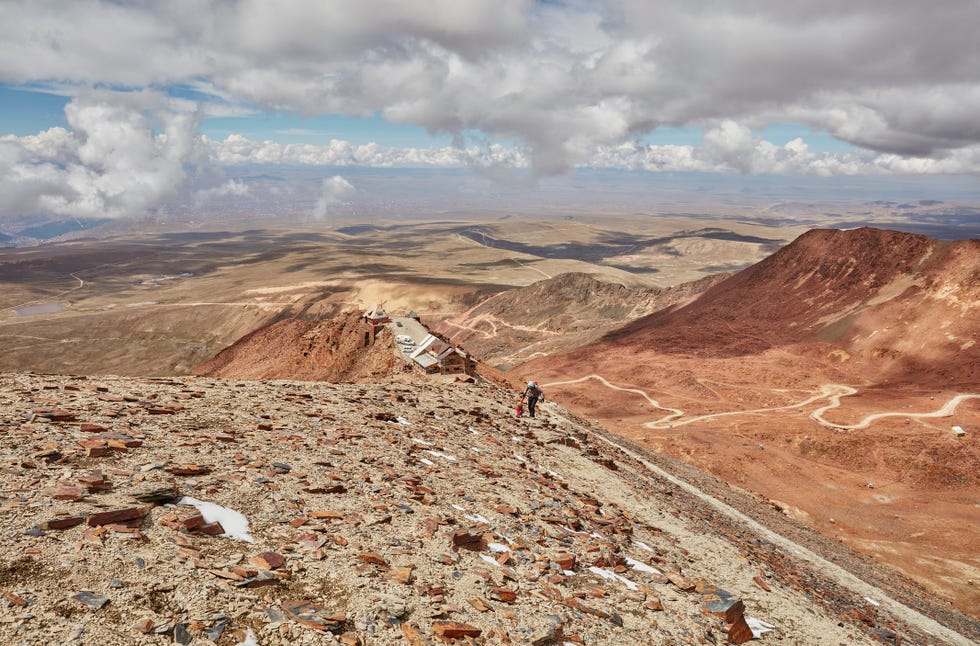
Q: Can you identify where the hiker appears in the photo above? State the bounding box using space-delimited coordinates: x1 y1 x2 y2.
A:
521 381 543 418
515 397 524 419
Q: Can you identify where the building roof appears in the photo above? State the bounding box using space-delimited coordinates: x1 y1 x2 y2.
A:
412 354 439 369
364 303 389 320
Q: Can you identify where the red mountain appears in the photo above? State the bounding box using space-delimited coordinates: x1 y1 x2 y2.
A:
593 227 978 386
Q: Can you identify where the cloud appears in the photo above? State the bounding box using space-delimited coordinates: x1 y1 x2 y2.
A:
0 91 219 219
1 0 980 213
312 175 355 219
193 179 249 206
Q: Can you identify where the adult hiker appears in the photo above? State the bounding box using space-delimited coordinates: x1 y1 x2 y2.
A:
521 381 544 418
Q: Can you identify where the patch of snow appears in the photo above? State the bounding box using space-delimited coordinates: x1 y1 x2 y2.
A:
588 566 638 590
419 458 435 466
410 437 432 445
396 416 412 426
625 557 662 575
746 617 775 638
864 597 880 607
235 628 259 645
633 540 654 552
479 554 499 567
425 450 457 462
465 513 492 525
178 496 254 543
488 542 511 553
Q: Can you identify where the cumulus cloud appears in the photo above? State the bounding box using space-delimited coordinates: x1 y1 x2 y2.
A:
0 91 217 218
1 0 980 220
193 179 249 206
312 175 355 219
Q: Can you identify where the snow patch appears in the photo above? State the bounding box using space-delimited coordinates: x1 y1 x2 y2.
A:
178 496 254 543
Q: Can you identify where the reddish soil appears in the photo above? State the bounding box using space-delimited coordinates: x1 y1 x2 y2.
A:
522 228 980 617
194 312 401 382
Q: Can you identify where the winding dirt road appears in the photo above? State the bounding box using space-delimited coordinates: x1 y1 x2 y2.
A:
544 374 979 431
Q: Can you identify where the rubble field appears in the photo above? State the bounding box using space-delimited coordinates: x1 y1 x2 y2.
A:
0 372 975 645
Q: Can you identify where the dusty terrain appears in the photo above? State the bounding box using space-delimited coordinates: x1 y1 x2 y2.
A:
1 372 977 645
514 229 980 617
435 272 727 368
0 215 793 377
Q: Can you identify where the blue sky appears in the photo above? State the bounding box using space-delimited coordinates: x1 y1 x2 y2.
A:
3 84 858 154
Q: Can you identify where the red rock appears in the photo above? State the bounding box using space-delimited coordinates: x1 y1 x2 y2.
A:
79 423 107 433
282 599 346 631
196 521 225 535
43 515 86 530
134 618 155 633
490 587 517 603
80 439 109 457
2 590 28 606
390 565 414 584
727 614 754 644
753 575 771 592
357 552 388 566
53 485 86 501
166 464 211 476
250 551 285 570
450 529 485 551
433 621 482 639
181 514 206 530
78 471 109 490
667 571 696 592
554 553 576 571
87 507 149 526
401 624 427 646
644 597 664 611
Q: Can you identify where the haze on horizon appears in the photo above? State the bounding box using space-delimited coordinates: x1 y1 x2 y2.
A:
1 1 979 233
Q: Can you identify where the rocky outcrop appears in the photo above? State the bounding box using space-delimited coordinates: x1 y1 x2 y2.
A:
194 312 402 382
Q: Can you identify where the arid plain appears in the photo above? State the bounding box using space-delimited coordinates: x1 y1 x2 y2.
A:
1 207 978 627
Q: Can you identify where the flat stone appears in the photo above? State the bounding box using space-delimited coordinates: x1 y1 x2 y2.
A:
87 507 149 527
433 621 482 639
282 599 346 632
249 551 285 570
71 591 109 610
703 589 745 624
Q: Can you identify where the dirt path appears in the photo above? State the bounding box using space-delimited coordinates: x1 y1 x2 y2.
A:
545 374 978 433
811 392 980 429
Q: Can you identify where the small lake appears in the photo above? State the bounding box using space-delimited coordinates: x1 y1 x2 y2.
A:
13 302 63 317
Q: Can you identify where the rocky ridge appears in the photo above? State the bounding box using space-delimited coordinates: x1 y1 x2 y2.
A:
1 372 974 645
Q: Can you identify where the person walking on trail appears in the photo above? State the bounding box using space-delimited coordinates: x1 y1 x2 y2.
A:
522 381 543 418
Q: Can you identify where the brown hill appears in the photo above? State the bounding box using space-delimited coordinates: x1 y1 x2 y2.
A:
599 227 978 385
194 312 401 382
519 228 980 616
437 272 726 367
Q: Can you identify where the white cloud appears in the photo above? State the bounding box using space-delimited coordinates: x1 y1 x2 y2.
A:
1 1 978 179
1 1 980 221
312 175 355 219
193 179 249 206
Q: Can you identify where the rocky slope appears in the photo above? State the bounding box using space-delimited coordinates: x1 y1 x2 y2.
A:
194 312 402 382
518 228 980 617
437 272 727 367
2 372 975 645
